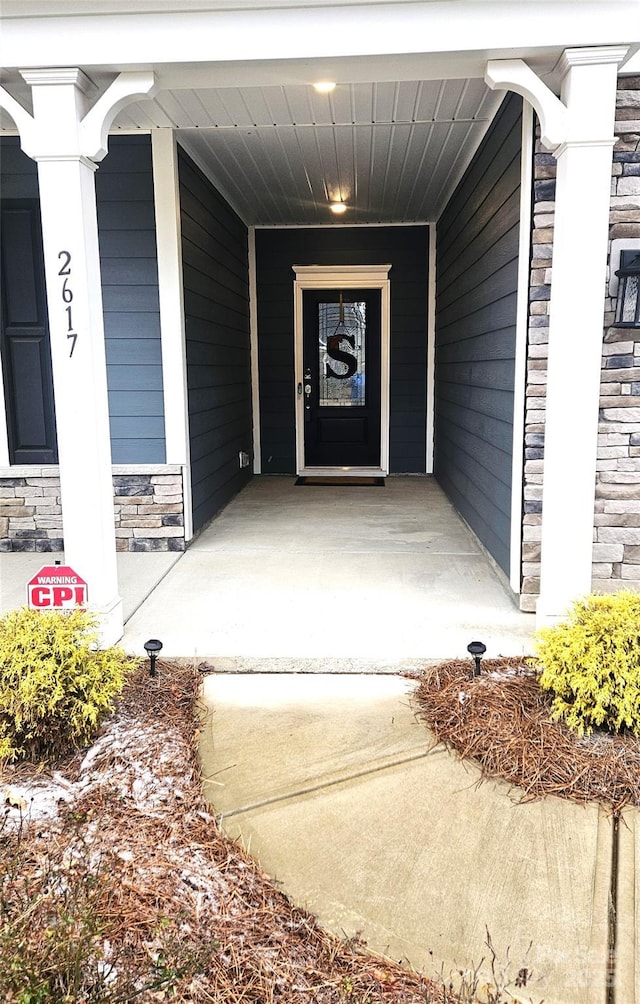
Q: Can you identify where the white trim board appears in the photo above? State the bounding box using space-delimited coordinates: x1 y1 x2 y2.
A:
425 225 436 474
293 264 391 477
151 129 194 542
248 226 262 474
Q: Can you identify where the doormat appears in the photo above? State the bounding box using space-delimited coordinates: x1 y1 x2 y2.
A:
295 476 385 487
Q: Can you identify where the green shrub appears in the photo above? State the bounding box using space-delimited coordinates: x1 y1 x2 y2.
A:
536 590 640 737
0 607 134 763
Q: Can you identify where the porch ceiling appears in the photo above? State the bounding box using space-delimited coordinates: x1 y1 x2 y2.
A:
111 77 503 226
0 66 508 226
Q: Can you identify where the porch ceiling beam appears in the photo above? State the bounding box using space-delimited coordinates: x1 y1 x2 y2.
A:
2 2 638 76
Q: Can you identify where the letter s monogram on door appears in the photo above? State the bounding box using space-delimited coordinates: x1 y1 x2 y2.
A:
326 332 357 379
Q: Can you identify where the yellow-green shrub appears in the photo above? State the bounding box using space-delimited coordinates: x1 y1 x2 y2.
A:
0 607 134 763
536 590 640 737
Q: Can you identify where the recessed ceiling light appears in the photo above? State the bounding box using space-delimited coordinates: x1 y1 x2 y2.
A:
330 202 347 215
314 81 336 93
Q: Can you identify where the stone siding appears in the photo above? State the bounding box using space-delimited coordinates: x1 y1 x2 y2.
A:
519 132 553 611
0 466 63 553
595 75 640 591
520 75 640 612
0 465 186 553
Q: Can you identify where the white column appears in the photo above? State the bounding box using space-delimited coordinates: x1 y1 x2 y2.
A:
37 153 122 640
486 46 627 624
26 70 122 643
1 68 155 645
537 50 625 623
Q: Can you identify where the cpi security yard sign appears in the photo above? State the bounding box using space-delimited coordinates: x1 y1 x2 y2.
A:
27 565 88 609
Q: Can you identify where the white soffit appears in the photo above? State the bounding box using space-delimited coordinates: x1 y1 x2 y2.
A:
114 78 502 225
0 73 503 225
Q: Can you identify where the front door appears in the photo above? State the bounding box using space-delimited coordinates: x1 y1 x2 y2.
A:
302 288 381 468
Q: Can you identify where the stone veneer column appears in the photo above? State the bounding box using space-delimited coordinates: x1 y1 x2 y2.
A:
487 47 628 623
519 132 555 611
0 68 154 645
510 76 640 610
594 77 640 587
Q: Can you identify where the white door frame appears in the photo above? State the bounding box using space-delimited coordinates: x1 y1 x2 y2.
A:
293 264 391 476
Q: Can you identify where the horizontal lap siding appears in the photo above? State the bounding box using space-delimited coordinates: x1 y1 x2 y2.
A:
256 226 428 473
0 138 39 199
435 94 522 574
0 136 164 465
178 148 251 533
96 135 165 463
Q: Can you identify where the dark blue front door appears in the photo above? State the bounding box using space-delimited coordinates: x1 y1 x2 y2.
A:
303 288 381 468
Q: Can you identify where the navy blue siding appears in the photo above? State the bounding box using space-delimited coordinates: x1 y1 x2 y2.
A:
178 147 252 533
97 135 165 463
0 138 39 199
435 94 522 575
255 226 428 473
0 135 165 465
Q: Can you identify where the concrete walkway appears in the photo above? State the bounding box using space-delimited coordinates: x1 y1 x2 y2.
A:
199 672 632 1004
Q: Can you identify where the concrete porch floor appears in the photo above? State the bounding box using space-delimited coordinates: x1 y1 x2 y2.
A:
0 475 535 664
121 475 535 665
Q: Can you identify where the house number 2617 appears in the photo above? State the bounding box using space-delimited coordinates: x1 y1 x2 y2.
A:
57 250 78 357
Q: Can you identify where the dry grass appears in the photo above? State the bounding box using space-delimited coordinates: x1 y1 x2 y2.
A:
2 661 445 1004
413 657 640 814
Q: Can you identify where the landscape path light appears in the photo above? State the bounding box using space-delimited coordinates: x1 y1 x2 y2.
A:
467 640 486 678
144 638 163 677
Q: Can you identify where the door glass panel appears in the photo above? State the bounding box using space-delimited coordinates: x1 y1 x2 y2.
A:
318 297 366 407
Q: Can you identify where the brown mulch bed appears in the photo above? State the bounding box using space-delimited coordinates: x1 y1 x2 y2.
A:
413 657 640 814
2 661 445 1004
